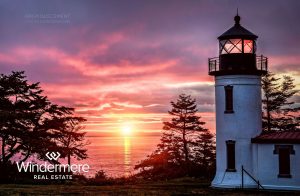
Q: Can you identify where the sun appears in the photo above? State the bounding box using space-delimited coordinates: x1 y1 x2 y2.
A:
120 122 133 136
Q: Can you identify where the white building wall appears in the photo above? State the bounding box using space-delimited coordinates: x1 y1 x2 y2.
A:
253 143 300 190
212 75 262 188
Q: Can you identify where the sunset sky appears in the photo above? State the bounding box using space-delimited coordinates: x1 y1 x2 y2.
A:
0 0 299 135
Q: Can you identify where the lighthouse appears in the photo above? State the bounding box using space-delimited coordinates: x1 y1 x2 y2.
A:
209 14 268 188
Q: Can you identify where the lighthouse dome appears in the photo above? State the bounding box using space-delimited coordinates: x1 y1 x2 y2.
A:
218 15 258 40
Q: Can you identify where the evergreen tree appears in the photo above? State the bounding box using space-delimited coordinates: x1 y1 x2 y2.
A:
163 94 207 162
58 119 90 165
0 71 88 165
135 94 215 179
262 72 299 132
275 75 299 131
195 130 216 169
262 72 281 132
156 130 182 165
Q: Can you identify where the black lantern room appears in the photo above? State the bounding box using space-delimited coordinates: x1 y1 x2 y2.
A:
208 15 268 76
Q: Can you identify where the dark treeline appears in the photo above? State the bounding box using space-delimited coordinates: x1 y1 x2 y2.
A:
0 71 88 183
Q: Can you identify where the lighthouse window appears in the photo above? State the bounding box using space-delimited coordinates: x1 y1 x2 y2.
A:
226 140 236 172
274 145 294 178
224 85 234 113
219 39 242 54
244 40 254 53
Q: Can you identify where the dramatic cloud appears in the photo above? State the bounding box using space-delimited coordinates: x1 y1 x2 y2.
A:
0 0 299 134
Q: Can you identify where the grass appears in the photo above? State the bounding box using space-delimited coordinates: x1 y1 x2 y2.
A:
0 178 299 195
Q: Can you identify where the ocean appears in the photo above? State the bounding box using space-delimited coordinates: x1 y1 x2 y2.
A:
5 134 161 178
78 135 161 178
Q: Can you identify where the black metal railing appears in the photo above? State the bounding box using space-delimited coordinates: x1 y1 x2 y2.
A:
208 57 219 73
208 55 268 74
256 55 268 71
241 165 264 189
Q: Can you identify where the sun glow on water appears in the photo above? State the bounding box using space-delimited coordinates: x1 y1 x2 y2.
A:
123 136 131 177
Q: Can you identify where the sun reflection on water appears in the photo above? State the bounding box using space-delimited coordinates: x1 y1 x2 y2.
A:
123 136 131 177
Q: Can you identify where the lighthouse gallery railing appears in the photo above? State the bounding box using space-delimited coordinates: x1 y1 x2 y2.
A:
208 55 268 74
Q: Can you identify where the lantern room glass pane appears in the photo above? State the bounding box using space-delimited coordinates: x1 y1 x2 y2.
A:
220 40 227 54
229 39 242 53
224 40 235 52
219 39 242 54
244 40 253 53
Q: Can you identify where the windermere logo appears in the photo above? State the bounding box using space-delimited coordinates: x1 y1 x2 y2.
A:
45 152 61 161
16 151 90 180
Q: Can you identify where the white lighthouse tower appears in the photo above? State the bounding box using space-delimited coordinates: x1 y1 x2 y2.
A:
209 14 268 188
